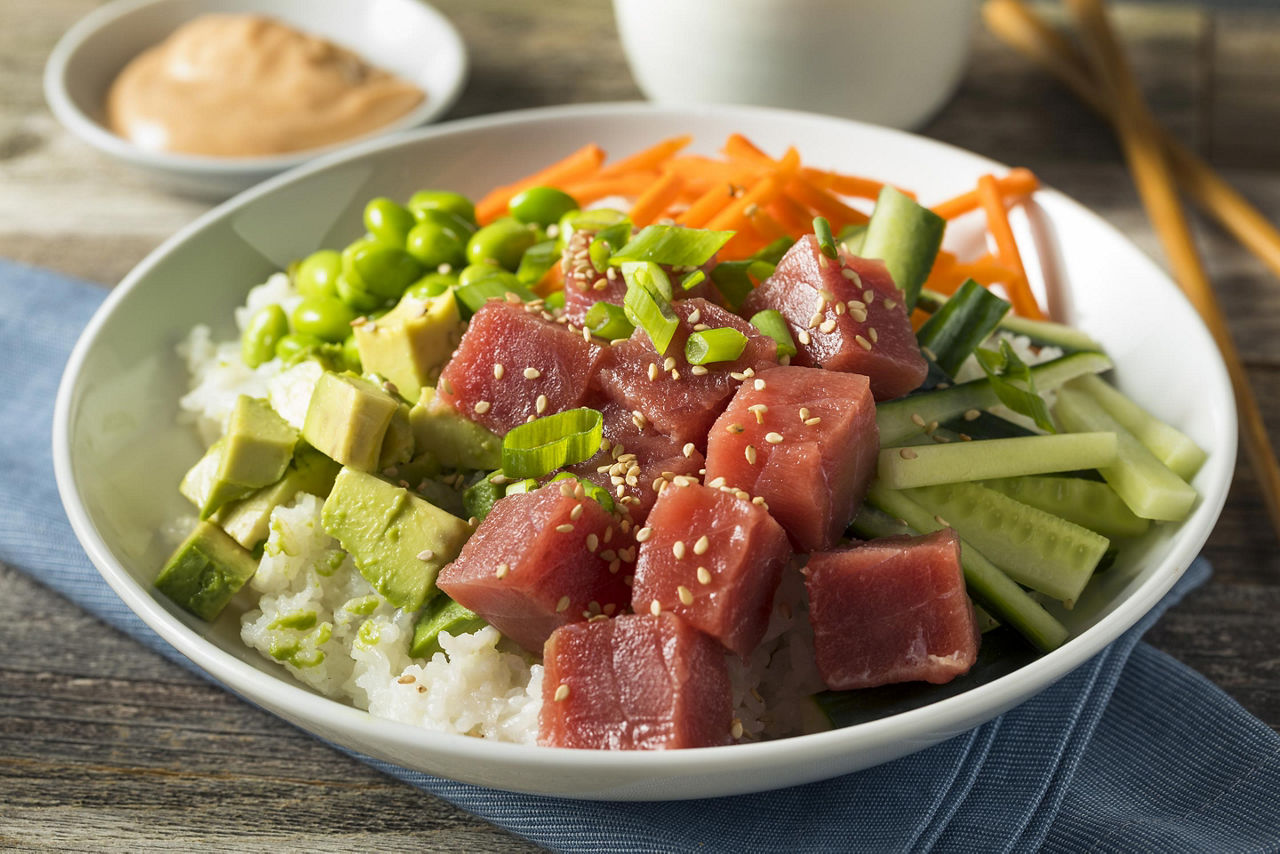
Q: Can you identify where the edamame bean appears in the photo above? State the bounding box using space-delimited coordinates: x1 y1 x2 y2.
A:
241 304 289 368
335 273 386 313
557 207 628 244
408 190 476 226
405 220 467 269
509 186 579 227
363 197 416 246
413 206 477 237
466 217 539 271
341 335 362 373
294 250 342 299
406 272 458 300
458 261 503 286
344 242 423 300
275 332 328 365
291 296 358 343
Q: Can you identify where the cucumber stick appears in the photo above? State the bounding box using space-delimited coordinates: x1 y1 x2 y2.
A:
904 480 1109 605
859 187 945 312
864 482 1069 651
877 351 1113 446
877 432 1118 489
1053 386 1197 521
983 476 1150 539
916 289 1106 353
1068 374 1206 481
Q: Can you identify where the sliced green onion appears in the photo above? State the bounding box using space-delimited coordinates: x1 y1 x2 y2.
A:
916 279 1011 377
516 240 559 285
753 237 795 266
975 340 1056 433
709 259 775 310
455 275 535 315
685 327 748 365
621 261 679 355
589 236 612 273
549 472 616 513
749 309 797 358
544 290 566 310
504 477 540 495
813 216 838 259
611 225 734 267
596 220 633 252
584 301 635 340
680 269 707 291
501 407 603 478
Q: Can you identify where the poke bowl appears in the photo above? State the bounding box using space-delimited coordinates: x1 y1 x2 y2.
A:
52 103 1235 800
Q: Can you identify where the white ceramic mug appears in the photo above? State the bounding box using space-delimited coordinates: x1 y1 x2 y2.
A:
612 0 979 129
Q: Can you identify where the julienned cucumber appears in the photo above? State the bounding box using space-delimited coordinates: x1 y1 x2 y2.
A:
877 432 1118 489
877 351 1113 446
1067 374 1207 481
864 482 1070 652
916 289 1105 353
903 480 1109 605
982 475 1150 540
859 187 945 312
1053 386 1198 521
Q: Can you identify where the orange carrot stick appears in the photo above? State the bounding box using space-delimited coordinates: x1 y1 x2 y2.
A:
786 175 870 229
705 148 800 233
977 174 1045 319
767 195 816 236
932 168 1040 220
597 135 693 179
953 253 1018 286
629 171 685 226
748 208 789 242
475 144 607 224
723 133 772 165
560 173 654 206
802 168 889 200
677 181 739 228
534 258 564 297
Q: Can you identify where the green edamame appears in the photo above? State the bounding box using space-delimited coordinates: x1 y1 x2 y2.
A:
343 242 423 300
405 220 467 269
294 250 342 299
509 186 579 227
557 207 628 244
291 296 358 343
466 218 539 271
406 272 458 300
458 261 503 286
341 335 362 373
408 190 476 226
363 197 416 247
335 273 386 313
241 304 289 368
275 332 328 365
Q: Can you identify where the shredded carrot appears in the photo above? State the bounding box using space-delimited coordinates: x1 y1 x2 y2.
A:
560 174 654 207
953 253 1018 287
474 144 607 224
802 168 890 200
662 156 762 189
748 207 789 242
676 181 739 228
629 172 685 226
534 258 564 296
705 149 800 233
977 174 1045 319
767 195 816 236
786 175 870 230
722 133 772 165
932 168 1039 220
597 135 693 179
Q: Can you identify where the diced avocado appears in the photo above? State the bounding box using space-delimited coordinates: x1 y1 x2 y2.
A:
383 450 443 486
183 396 299 519
213 445 341 549
320 467 472 611
353 291 465 404
155 521 259 621
179 437 224 511
409 387 503 471
378 403 415 470
410 597 487 659
302 372 399 471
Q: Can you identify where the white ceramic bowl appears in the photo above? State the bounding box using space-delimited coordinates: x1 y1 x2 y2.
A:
53 103 1236 800
44 0 468 198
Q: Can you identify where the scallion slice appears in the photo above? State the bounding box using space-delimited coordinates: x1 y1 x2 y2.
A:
501 407 604 478
588 236 612 273
621 261 679 355
685 327 748 365
584 301 635 340
544 290 566 310
516 240 559 285
813 216 839 260
749 309 797 358
680 269 707 291
611 225 734 267
753 237 796 266
549 472 616 513
709 259 774 310
454 275 535 315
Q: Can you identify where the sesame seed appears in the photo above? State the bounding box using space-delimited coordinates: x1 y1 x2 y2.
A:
536 394 548 414
964 409 981 421
696 566 712 585
554 684 570 701
804 416 822 426
690 365 709 376
884 298 898 310
610 559 622 574
731 719 744 739
693 323 710 332
570 503 584 521
605 525 615 542
650 599 662 616
416 549 435 561
899 448 918 460
753 378 766 390
615 484 626 497
850 309 868 323
727 423 745 434
752 496 767 508
647 362 658 381
496 563 510 578
688 308 702 324
798 407 811 420
855 335 873 350
927 420 939 433
474 400 491 414
682 443 696 458
636 526 652 543
382 380 399 396
397 674 416 684
921 345 938 361
819 318 837 334
863 289 875 304
765 432 784 444
797 329 811 346
835 302 846 316
841 268 860 281
441 378 454 395
670 368 681 380
745 445 758 464
868 327 879 343
673 540 687 559
556 523 574 533
523 367 541 380
556 595 571 612
807 312 824 329
582 326 592 342
677 585 694 605
493 363 505 380
911 413 926 427
730 371 746 381
694 535 709 555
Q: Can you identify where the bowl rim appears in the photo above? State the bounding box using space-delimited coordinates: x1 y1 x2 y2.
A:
42 0 469 176
52 100 1237 786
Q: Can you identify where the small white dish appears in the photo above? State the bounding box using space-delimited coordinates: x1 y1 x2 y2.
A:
53 103 1235 800
44 0 468 198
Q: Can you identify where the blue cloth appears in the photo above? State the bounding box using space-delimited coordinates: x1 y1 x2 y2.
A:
2 259 1277 853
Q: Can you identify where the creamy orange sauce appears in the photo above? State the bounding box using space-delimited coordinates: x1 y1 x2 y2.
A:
106 15 425 157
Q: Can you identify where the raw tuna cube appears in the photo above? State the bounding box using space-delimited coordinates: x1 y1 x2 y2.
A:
742 236 927 400
632 480 791 658
539 613 732 750
436 481 630 653
566 402 705 523
595 298 778 446
804 530 980 690
704 365 878 552
437 299 604 435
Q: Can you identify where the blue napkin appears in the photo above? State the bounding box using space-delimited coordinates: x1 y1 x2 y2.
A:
3 259 1277 853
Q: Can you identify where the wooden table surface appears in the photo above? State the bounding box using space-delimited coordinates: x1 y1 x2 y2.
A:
2 1 1277 850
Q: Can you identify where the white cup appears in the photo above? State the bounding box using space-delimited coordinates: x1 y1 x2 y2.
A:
612 0 979 130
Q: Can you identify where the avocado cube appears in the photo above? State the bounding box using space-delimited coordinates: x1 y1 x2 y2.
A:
409 388 503 471
378 403 415 471
179 438 224 512
213 445 341 549
302 372 399 472
320 467 472 611
155 521 259 621
354 291 464 404
411 597 487 659
219 395 298 489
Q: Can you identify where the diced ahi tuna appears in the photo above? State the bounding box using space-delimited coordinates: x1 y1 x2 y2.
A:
704 365 878 552
741 236 927 400
566 402 705 523
804 530 980 690
539 613 732 750
437 300 604 435
632 480 792 658
594 298 778 447
436 482 630 653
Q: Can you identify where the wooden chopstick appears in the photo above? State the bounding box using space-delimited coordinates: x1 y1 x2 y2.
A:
1058 0 1280 538
983 0 1280 283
